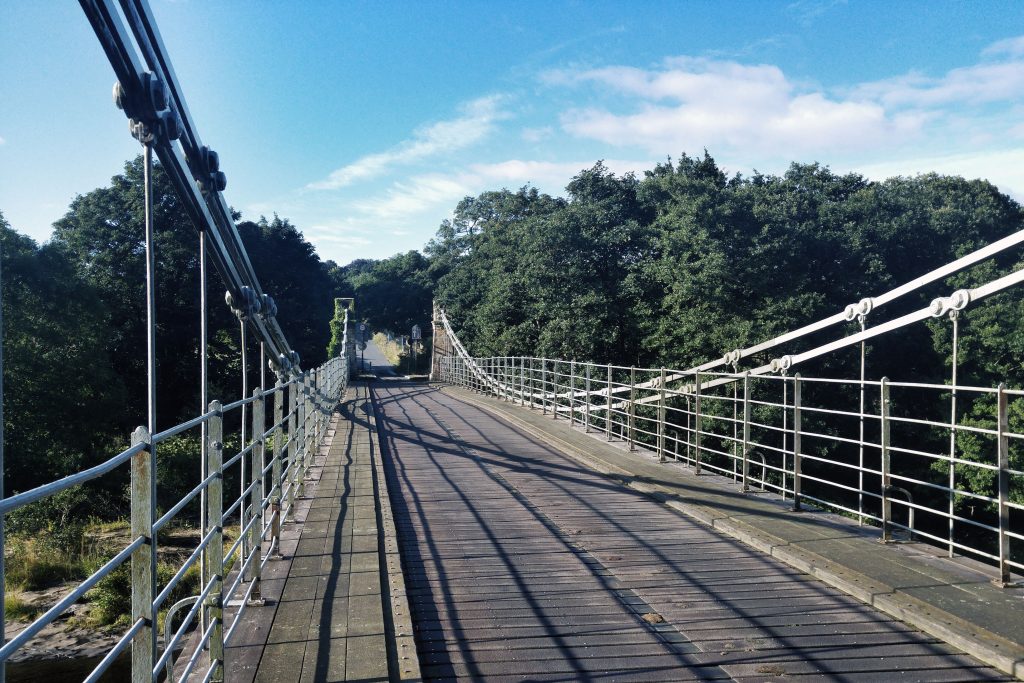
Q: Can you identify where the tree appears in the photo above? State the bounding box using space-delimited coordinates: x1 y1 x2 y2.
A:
1 211 126 496
52 158 339 432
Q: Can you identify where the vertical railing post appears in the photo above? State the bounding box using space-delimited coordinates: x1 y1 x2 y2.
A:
248 388 265 602
569 360 576 425
552 361 559 420
629 366 636 451
742 372 751 492
658 368 667 463
859 318 867 524
948 313 960 557
781 380 789 498
791 375 802 511
694 372 703 474
287 380 298 518
685 396 692 465
541 360 548 414
529 358 536 409
305 369 314 473
584 363 592 432
880 377 893 542
996 383 1012 586
732 377 739 481
605 364 613 441
130 426 155 683
520 357 526 406
271 380 283 556
513 356 518 403
313 368 321 444
205 403 225 682
296 373 307 499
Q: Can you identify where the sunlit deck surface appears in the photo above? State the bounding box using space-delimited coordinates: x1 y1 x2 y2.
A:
373 380 1016 682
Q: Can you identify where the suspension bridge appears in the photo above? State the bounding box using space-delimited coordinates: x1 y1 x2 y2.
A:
0 2 1022 682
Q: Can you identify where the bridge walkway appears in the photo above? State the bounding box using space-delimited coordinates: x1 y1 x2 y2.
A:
222 383 419 683
372 381 1015 681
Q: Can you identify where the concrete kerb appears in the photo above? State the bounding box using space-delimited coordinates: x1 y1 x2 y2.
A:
365 385 422 683
440 384 1024 680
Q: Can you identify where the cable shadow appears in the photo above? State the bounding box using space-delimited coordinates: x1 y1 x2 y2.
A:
374 382 727 681
398 383 993 680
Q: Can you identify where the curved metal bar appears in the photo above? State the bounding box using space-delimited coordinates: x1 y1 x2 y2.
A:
0 442 144 516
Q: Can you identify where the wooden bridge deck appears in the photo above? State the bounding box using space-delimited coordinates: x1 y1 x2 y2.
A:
372 381 1011 682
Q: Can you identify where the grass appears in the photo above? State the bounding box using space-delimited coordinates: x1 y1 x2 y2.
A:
5 593 43 622
5 519 239 629
6 538 95 592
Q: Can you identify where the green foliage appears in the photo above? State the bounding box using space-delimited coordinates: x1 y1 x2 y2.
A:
50 162 341 436
331 251 433 336
88 560 201 627
5 538 92 591
1 213 126 497
6 488 95 538
429 155 1022 381
88 562 130 627
0 158 346 527
5 593 42 622
327 297 354 358
156 435 201 512
930 394 1024 510
238 214 336 369
3 148 1024 549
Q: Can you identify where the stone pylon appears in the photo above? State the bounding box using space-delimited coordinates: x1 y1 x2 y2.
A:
430 300 450 381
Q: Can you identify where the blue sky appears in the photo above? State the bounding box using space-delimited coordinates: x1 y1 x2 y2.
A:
2 1 1024 263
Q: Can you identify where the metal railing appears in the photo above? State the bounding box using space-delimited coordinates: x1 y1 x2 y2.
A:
0 346 350 683
436 308 1023 588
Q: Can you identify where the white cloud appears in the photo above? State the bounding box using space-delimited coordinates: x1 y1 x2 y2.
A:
351 174 473 221
843 147 1024 201
310 232 373 247
0 136 6 146
471 158 653 189
305 157 660 262
307 96 508 190
982 36 1024 59
553 58 914 156
852 62 1024 109
548 37 1024 161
